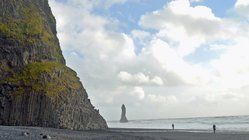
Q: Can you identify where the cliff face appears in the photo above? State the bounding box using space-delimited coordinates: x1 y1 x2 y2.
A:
0 0 107 130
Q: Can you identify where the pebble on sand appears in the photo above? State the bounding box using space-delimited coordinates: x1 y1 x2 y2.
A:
42 135 52 139
23 132 30 136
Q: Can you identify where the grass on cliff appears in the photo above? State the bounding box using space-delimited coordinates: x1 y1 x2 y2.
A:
0 5 52 45
0 2 63 60
3 62 81 97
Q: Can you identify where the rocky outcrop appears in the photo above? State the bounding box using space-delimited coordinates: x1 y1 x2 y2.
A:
120 104 128 123
0 0 107 130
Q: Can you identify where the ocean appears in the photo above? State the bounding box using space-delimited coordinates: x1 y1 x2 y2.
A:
107 115 249 132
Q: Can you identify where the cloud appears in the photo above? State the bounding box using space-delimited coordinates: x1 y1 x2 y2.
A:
151 76 164 85
129 87 145 100
101 0 128 8
235 0 249 18
140 0 220 32
147 94 178 104
131 30 152 50
49 0 249 120
211 37 249 89
131 30 151 40
118 71 164 86
142 39 210 86
235 0 249 7
118 72 149 84
190 0 203 2
139 0 224 57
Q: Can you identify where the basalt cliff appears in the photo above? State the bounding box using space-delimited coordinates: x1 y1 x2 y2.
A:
0 0 107 130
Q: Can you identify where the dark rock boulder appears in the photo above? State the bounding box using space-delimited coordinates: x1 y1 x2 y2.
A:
0 0 107 130
120 104 128 123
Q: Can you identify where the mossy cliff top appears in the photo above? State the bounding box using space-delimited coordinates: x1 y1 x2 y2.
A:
0 0 64 64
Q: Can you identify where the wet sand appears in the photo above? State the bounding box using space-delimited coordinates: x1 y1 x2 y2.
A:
0 125 249 140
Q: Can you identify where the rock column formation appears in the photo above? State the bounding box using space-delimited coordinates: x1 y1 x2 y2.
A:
120 104 128 123
0 0 107 130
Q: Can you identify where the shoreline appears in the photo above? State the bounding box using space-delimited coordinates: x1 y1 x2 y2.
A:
1 125 249 140
108 127 249 134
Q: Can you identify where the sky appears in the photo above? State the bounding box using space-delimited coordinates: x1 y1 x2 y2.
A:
48 0 249 121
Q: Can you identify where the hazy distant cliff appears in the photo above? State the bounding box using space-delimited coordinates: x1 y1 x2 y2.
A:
0 0 107 130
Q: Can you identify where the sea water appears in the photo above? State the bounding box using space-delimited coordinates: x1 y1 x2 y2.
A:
107 115 249 132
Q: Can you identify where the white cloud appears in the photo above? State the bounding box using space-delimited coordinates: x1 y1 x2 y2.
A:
142 39 210 85
129 87 145 100
235 0 249 19
131 30 151 40
134 73 150 83
211 37 249 89
131 30 151 48
139 0 224 57
168 0 217 20
151 76 164 85
140 0 220 31
118 71 133 82
49 0 249 120
118 71 164 86
147 94 178 104
190 0 203 2
235 0 249 7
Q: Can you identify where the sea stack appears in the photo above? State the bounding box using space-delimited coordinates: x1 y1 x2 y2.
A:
0 0 107 130
120 104 128 123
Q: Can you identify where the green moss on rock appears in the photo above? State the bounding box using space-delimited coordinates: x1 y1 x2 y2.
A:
2 62 81 97
0 3 54 44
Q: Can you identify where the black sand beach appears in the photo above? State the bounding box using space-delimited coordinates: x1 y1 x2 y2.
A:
1 126 249 140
